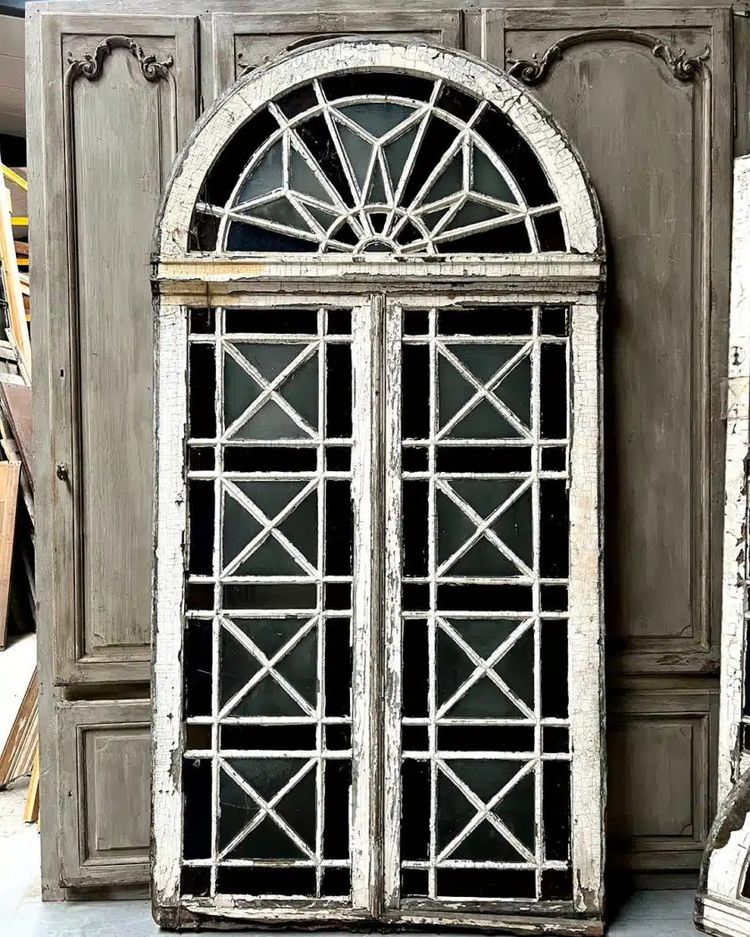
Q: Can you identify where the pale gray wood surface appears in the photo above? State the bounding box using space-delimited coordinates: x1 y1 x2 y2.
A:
492 5 731 873
27 0 736 902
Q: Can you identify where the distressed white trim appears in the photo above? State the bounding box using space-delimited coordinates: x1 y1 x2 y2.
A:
568 297 604 912
719 156 750 802
151 302 188 918
156 39 601 259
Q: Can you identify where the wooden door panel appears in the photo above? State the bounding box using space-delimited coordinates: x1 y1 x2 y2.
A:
608 685 718 871
57 700 150 887
499 7 731 676
39 14 199 684
208 10 463 100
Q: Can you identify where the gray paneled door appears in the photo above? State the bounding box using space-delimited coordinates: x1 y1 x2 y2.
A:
492 6 730 873
28 1 732 899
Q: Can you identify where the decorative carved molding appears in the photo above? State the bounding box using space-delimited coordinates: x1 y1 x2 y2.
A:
66 34 174 83
506 28 710 85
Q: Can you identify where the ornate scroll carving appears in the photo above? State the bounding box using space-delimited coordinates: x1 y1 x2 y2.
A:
66 34 173 83
507 28 710 85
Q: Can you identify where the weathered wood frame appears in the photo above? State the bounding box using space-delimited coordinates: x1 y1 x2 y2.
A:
718 155 750 802
151 37 605 931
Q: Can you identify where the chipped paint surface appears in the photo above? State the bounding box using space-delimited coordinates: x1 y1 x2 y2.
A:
151 36 605 930
155 40 602 261
719 156 750 802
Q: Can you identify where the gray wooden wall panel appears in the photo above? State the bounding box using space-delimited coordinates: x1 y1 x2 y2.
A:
27 0 735 898
495 6 732 872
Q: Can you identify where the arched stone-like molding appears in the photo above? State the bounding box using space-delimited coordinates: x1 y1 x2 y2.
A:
154 38 602 260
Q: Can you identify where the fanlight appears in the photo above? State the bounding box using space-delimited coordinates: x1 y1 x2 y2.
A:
190 74 567 254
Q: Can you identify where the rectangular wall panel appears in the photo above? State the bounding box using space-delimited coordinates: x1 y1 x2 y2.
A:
57 699 151 886
38 14 199 684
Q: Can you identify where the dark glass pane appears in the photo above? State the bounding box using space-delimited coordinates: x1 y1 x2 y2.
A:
541 620 568 719
326 344 352 438
534 211 566 251
437 83 479 123
402 725 429 751
325 618 351 717
541 868 572 900
189 209 220 252
184 619 212 717
216 866 316 896
543 726 569 754
226 222 316 252
540 343 567 439
189 446 215 471
401 759 430 860
404 310 429 335
297 115 354 207
403 480 429 577
402 582 430 610
402 115 460 206
188 480 214 576
541 585 567 612
437 868 536 899
189 343 216 438
402 620 429 718
326 446 351 471
193 107 278 211
543 761 571 862
225 308 316 334
190 308 215 334
185 723 211 749
221 723 317 751
327 309 351 335
439 724 535 753
326 724 351 751
401 868 429 897
439 306 532 336
437 445 531 473
182 757 212 859
541 447 566 472
186 584 213 610
438 583 532 612
439 222 531 254
181 866 210 897
325 583 351 611
540 480 569 578
223 583 317 609
322 72 432 105
321 868 350 897
475 104 555 208
276 83 318 119
325 480 353 576
402 447 428 472
323 760 351 859
540 306 569 337
224 446 316 472
402 344 430 439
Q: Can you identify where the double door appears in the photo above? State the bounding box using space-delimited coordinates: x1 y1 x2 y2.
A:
152 290 603 927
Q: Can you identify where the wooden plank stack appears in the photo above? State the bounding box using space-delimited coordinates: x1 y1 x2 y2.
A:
0 158 36 822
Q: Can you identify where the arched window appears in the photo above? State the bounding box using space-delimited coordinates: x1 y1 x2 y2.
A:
152 38 605 933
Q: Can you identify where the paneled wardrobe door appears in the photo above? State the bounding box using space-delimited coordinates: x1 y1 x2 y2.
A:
485 5 732 875
28 11 199 890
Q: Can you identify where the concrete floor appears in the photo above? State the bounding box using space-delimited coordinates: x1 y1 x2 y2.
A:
0 778 701 935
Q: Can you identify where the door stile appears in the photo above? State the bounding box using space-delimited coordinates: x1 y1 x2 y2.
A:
567 297 604 913
383 301 404 909
350 296 384 915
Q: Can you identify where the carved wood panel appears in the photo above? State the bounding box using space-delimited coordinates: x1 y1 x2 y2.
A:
38 14 199 684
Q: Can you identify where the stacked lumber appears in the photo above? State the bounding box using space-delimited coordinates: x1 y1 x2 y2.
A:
0 158 36 822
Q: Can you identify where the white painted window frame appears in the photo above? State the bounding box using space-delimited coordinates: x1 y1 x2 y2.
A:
151 36 605 932
718 155 750 802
